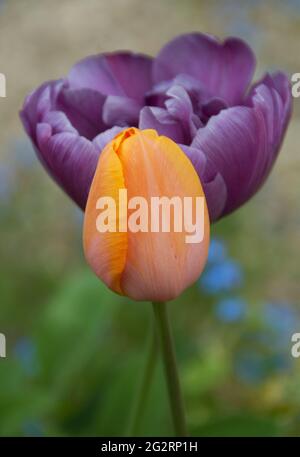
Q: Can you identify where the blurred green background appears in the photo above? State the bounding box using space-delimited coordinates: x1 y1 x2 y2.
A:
0 0 299 437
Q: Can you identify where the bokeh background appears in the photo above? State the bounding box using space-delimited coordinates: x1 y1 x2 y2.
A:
0 0 299 437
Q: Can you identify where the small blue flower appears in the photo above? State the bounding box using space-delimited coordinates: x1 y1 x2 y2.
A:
263 302 299 350
270 353 293 373
264 302 298 334
207 238 227 265
234 350 269 384
199 259 243 294
215 297 247 322
234 348 293 384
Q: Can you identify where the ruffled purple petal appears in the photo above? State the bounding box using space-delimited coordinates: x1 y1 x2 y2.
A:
244 72 292 192
179 144 227 221
247 71 292 141
20 37 292 222
201 97 228 121
20 80 64 141
141 85 203 144
68 52 153 103
146 74 205 107
93 126 125 152
190 72 292 219
42 111 77 135
36 119 97 210
57 87 106 139
165 85 201 142
153 33 255 105
203 174 228 222
102 96 141 126
139 106 185 143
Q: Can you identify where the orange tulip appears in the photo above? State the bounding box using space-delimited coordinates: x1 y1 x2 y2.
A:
83 128 210 302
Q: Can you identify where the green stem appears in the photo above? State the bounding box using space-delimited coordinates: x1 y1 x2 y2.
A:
128 322 158 436
152 302 188 437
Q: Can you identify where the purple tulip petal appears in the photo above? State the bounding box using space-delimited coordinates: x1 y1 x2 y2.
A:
179 144 227 221
154 33 255 105
20 80 64 141
42 111 77 134
191 72 291 218
247 71 292 141
203 173 228 222
102 96 141 126
36 123 97 210
165 85 201 142
244 72 292 192
20 36 291 222
68 52 153 103
179 143 207 172
93 126 125 152
191 106 262 216
57 87 106 139
201 97 228 121
146 74 205 108
139 106 185 143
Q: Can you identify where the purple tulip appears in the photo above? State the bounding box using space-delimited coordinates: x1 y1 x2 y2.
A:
20 33 292 221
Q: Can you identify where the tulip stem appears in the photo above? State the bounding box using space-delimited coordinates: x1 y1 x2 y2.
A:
128 321 158 436
152 301 188 436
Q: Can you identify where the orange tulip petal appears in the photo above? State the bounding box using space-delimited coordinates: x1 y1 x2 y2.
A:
118 130 210 301
83 137 128 294
83 128 209 301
